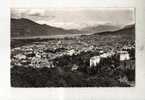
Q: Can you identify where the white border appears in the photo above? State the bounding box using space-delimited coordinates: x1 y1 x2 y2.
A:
0 0 145 100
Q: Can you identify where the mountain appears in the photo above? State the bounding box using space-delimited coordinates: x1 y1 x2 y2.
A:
80 24 121 34
82 24 135 43
11 18 81 37
95 24 135 36
11 18 135 38
79 24 135 50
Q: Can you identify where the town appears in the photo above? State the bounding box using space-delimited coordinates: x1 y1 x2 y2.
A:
10 8 135 87
11 35 135 87
11 39 135 70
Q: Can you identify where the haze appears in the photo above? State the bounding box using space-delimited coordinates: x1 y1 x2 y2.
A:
11 8 135 29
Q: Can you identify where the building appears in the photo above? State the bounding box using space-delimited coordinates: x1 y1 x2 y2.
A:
90 56 101 68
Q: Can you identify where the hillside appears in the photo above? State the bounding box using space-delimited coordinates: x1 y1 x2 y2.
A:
79 24 135 51
80 24 121 33
11 18 81 37
93 24 135 36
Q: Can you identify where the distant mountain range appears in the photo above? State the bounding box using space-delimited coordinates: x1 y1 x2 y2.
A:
11 18 81 37
80 24 121 33
11 18 135 37
91 24 135 37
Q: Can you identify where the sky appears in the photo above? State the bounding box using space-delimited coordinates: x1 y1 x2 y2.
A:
11 8 135 29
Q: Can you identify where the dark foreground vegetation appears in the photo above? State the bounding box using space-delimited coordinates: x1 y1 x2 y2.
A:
11 66 135 87
11 51 135 87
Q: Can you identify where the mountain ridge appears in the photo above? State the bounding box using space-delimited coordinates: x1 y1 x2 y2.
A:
11 18 82 37
91 24 135 36
11 18 135 38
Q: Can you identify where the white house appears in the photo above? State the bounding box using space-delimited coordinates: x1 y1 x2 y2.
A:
99 50 104 54
67 49 76 56
14 54 26 60
118 51 130 61
35 52 41 58
100 53 108 58
100 52 115 58
71 64 79 71
90 56 101 68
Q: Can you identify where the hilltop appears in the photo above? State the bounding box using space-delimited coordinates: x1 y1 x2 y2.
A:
11 18 81 37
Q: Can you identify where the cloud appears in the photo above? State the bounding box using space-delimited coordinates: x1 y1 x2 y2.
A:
11 9 46 17
28 9 45 16
36 20 115 29
29 13 42 16
11 8 55 22
11 8 135 29
11 9 29 18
